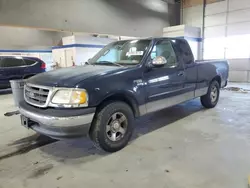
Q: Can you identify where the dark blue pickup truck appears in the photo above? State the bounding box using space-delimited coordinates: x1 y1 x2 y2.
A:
19 38 229 152
0 56 46 89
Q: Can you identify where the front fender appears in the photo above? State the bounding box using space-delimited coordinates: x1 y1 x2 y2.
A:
96 90 142 117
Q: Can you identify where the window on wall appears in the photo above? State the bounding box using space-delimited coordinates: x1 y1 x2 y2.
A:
204 37 225 59
204 34 250 59
225 35 250 59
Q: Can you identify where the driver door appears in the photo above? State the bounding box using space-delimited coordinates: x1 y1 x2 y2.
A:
143 39 186 113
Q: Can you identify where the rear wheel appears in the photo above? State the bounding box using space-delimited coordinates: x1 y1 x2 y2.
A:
200 80 220 108
89 101 134 152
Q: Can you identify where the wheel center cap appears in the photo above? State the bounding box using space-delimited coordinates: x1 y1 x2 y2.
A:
112 121 120 132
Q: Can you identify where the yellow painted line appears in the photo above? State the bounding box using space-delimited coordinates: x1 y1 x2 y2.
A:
248 175 250 188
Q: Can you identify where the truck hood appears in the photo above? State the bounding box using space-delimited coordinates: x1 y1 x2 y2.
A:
27 65 123 87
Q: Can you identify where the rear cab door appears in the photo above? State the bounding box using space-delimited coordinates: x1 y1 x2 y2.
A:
172 39 198 97
143 38 186 113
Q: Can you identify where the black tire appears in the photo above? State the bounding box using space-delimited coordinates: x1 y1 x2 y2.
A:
89 101 134 152
201 80 220 108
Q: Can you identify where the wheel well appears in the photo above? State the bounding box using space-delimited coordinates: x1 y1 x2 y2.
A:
23 74 35 79
96 94 140 117
211 75 221 87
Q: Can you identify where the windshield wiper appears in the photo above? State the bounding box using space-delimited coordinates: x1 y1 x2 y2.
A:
97 61 124 67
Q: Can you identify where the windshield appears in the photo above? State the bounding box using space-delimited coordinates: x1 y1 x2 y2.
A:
89 39 151 66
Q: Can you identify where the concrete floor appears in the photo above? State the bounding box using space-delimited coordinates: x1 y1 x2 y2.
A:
1 87 250 188
228 82 250 90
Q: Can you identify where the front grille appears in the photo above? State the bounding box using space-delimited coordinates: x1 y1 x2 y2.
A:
24 84 51 107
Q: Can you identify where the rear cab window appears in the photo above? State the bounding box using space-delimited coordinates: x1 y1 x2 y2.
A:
172 39 194 65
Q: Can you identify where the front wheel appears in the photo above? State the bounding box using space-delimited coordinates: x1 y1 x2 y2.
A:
200 80 220 108
89 101 134 152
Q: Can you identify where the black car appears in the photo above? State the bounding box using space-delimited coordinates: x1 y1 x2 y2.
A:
0 56 46 89
19 38 229 152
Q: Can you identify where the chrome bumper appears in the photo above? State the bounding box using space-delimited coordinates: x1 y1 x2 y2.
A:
19 103 96 139
19 106 95 127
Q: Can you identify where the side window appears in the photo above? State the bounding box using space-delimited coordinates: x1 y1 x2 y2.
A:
0 58 25 67
150 40 177 68
173 40 194 64
25 59 37 65
0 58 3 67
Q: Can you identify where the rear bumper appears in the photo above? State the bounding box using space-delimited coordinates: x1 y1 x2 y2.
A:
19 101 96 139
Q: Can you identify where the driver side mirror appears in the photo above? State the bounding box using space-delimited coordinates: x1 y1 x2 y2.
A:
151 56 167 67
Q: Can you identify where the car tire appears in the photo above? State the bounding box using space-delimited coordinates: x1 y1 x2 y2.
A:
200 80 220 108
89 101 134 152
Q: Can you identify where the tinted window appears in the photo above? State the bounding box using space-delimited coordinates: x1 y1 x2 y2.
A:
150 40 177 68
0 58 25 67
25 59 37 65
0 58 4 68
172 39 194 64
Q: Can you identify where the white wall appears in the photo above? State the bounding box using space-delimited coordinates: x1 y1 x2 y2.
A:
0 26 71 49
163 25 201 60
183 5 203 28
183 0 250 82
75 48 102 66
0 26 69 70
0 26 135 70
74 36 116 66
53 36 115 67
52 48 72 68
0 0 179 37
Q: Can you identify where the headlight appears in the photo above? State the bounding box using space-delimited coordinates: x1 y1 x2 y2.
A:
51 89 88 107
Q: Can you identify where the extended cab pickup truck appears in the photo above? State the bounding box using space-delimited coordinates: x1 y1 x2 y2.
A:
19 38 229 152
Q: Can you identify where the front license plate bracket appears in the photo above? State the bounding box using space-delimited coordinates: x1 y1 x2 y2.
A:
21 115 32 128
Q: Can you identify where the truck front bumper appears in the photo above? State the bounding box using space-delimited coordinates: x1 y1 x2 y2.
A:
19 101 95 139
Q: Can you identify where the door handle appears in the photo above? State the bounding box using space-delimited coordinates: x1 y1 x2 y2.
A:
178 71 184 76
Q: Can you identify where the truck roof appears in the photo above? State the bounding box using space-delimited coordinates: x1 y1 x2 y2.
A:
118 37 186 42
